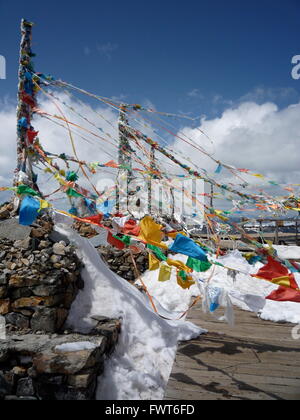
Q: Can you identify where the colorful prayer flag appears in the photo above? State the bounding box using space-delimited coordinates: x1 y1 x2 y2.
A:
169 234 208 262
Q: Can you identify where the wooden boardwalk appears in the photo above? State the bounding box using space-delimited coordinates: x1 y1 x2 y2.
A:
198 233 300 251
165 305 300 400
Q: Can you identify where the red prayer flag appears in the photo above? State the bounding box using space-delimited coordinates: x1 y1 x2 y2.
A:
252 256 298 290
83 214 103 226
253 256 289 281
21 92 36 108
266 287 300 303
123 219 140 236
27 130 39 144
104 160 119 169
107 232 125 250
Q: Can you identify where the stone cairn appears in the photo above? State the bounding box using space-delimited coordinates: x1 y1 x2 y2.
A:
75 221 149 282
0 209 82 332
0 203 120 400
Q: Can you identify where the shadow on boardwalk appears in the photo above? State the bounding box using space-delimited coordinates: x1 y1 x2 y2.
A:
165 306 300 400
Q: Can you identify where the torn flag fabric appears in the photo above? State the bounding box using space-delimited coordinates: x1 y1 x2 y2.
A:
207 286 222 312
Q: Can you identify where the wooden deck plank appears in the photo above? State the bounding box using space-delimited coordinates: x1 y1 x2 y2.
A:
165 305 300 400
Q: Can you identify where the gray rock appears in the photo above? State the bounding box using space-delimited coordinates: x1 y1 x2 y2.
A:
0 219 31 241
10 287 33 300
5 313 30 329
0 208 10 219
55 386 94 401
31 285 64 297
31 308 58 334
14 237 31 250
0 270 9 286
49 231 70 245
33 336 107 375
0 286 7 299
50 255 61 264
16 377 35 397
0 348 9 363
0 373 12 397
53 243 66 256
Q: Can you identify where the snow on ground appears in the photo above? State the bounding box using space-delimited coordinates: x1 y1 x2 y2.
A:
272 245 300 260
201 250 300 324
54 220 300 399
55 225 206 400
55 342 98 353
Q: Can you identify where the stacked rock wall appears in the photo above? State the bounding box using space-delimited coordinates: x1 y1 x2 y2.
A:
0 212 121 400
98 247 149 282
0 318 120 400
0 217 83 333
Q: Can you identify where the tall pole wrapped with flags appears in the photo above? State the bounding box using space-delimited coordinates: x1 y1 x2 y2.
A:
116 105 133 212
148 144 158 214
14 19 40 193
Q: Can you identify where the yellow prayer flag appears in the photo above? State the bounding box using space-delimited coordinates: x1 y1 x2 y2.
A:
177 273 195 290
158 264 172 282
166 258 192 273
272 276 292 288
38 199 51 212
149 254 160 271
167 231 186 239
139 216 168 250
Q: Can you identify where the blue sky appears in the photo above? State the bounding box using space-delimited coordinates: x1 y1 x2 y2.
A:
0 0 299 117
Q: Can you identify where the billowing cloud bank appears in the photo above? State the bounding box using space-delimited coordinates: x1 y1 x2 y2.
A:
1 95 299 205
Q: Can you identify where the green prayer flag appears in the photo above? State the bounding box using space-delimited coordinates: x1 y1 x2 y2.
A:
187 257 212 273
114 235 131 246
178 270 187 281
16 185 40 197
147 244 167 261
66 171 79 182
66 188 83 198
66 172 78 182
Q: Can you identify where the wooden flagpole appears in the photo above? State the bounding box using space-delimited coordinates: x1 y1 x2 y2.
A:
14 19 40 193
116 105 133 212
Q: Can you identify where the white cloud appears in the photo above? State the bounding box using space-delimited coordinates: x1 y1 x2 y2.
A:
1 94 300 211
187 89 204 99
239 87 300 104
0 93 120 203
174 100 300 185
97 42 119 60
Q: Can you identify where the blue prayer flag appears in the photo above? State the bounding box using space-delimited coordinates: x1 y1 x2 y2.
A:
169 234 208 262
19 196 40 226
